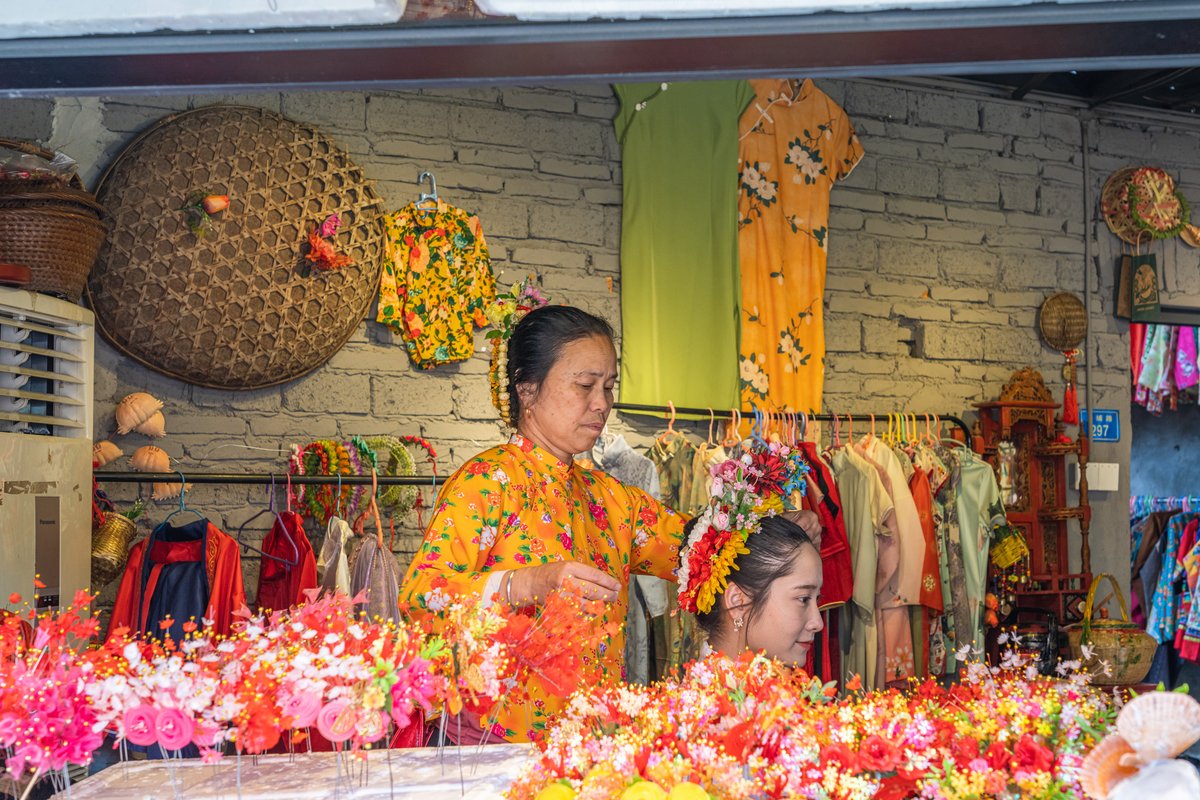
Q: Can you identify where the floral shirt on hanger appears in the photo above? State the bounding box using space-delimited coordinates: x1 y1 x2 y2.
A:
377 199 495 368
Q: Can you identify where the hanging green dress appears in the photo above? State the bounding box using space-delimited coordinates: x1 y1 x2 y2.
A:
614 81 754 411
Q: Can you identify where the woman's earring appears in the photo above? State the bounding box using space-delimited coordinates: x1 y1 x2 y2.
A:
733 616 744 631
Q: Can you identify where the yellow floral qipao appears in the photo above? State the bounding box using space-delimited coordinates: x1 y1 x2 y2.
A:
401 434 686 742
376 199 495 368
738 79 864 413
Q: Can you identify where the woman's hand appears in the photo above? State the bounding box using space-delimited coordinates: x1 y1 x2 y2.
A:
508 560 621 606
783 509 823 547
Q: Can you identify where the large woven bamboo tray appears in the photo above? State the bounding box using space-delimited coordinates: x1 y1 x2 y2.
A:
85 105 384 389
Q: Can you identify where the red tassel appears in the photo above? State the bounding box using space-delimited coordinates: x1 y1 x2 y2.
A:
1063 381 1079 425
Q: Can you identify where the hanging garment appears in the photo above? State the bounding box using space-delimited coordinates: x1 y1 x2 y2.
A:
1174 519 1199 653
908 467 944 679
946 447 1004 657
1131 511 1175 626
256 511 318 613
109 518 246 641
615 80 754 410
853 439 916 686
350 534 403 624
1148 512 1199 643
796 441 852 684
376 199 495 369
402 434 685 743
1178 532 1200 661
1131 322 1148 388
736 79 864 414
647 433 697 513
1177 327 1199 391
592 433 669 685
830 447 894 692
317 515 353 597
1136 325 1175 414
684 442 728 516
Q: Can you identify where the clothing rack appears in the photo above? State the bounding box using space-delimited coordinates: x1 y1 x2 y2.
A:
1130 495 1200 516
93 471 445 487
611 402 973 449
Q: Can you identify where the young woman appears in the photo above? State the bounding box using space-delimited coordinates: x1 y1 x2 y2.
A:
676 449 824 667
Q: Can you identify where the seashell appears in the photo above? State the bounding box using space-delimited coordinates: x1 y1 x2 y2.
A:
1079 733 1139 799
151 481 191 502
1116 691 1200 764
115 392 163 435
129 445 170 473
93 440 124 467
134 410 166 438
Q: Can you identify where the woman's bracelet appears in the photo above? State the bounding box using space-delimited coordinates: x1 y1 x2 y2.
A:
504 570 516 607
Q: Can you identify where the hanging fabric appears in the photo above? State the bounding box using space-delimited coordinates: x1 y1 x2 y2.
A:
256 510 318 613
614 81 754 410
736 79 864 414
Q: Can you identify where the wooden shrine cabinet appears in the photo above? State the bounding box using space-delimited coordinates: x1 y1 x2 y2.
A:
973 368 1092 625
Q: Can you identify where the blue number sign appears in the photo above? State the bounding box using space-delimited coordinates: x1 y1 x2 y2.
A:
1078 409 1121 442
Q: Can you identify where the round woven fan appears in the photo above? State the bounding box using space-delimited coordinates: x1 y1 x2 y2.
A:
1100 167 1143 245
1129 167 1189 239
1039 293 1087 351
86 105 384 389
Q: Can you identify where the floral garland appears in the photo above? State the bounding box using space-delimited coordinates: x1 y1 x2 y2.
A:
485 276 549 425
676 442 811 615
509 646 1121 800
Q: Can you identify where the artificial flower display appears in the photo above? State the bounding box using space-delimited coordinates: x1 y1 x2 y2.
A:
508 642 1122 800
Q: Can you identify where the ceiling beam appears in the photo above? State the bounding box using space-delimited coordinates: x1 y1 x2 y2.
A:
5 2 1200 95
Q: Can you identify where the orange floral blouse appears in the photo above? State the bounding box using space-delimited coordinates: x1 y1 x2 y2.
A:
401 434 686 741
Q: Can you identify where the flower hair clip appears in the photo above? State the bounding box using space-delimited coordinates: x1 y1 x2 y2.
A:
485 276 549 425
676 442 810 615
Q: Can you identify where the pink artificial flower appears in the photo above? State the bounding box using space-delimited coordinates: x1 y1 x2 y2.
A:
122 705 159 747
316 699 355 743
280 691 322 729
155 708 195 751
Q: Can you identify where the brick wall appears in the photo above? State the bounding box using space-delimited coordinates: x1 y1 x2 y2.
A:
5 77 1190 603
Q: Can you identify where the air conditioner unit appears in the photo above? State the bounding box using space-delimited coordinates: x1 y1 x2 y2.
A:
0 287 94 610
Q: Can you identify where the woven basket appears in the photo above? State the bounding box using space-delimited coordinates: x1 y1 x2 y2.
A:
0 205 107 301
90 513 138 587
1066 573 1157 686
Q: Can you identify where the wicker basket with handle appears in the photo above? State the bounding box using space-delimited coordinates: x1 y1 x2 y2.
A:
1066 573 1158 686
0 138 104 301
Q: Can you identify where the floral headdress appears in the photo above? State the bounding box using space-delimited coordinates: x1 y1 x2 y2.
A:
676 443 811 615
485 276 549 424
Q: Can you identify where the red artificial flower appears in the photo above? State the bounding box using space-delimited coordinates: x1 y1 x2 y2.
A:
953 736 981 767
845 673 863 692
1013 733 1054 774
986 741 1011 771
821 742 858 771
722 719 758 758
858 734 902 773
875 774 918 800
749 450 786 494
305 228 354 270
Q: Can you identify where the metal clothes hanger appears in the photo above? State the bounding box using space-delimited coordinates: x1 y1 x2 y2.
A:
163 471 204 527
416 171 439 210
235 477 299 568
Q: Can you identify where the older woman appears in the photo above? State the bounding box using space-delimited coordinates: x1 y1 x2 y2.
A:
401 305 817 743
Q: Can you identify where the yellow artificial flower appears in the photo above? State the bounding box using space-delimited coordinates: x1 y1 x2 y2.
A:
621 781 668 800
755 494 785 515
667 782 710 800
534 784 577 800
695 532 750 614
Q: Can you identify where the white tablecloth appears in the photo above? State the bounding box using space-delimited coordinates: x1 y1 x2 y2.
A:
53 745 533 800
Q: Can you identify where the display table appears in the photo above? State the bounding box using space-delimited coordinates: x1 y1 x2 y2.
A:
53 745 533 800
